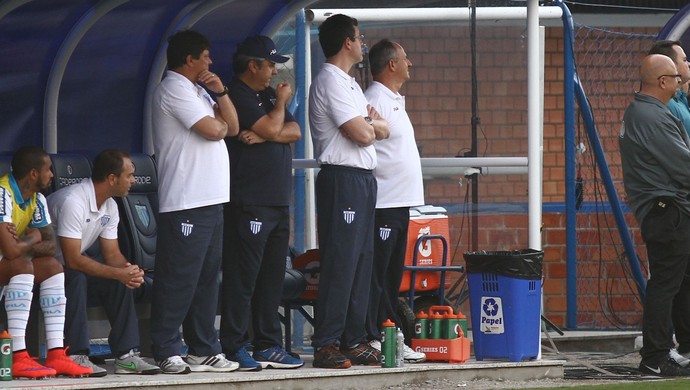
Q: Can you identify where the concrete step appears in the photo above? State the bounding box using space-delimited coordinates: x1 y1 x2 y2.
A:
541 330 641 354
1 356 564 390
6 331 646 389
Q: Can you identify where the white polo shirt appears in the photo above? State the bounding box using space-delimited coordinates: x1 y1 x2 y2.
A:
47 179 118 265
365 81 424 208
152 70 230 213
309 63 377 169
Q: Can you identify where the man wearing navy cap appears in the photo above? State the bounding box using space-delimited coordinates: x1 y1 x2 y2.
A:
219 35 304 371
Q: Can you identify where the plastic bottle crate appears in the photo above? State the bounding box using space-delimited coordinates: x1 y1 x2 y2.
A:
411 337 471 363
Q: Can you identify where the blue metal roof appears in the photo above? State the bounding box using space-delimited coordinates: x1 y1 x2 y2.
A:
0 0 308 154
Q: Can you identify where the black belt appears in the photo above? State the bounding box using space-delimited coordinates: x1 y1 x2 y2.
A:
320 164 373 174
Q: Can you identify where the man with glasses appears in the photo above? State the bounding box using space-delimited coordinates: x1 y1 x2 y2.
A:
649 40 690 136
620 54 690 377
219 35 304 371
309 14 389 369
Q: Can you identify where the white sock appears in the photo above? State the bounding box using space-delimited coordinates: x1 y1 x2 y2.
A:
119 349 134 359
4 274 34 351
40 273 66 350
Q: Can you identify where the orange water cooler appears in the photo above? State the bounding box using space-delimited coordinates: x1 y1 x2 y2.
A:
399 206 450 293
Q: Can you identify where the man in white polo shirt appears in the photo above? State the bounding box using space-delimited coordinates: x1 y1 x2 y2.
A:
150 29 239 374
364 39 426 363
47 149 161 376
309 14 389 369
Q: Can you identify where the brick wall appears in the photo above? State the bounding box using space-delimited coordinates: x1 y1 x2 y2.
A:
354 23 656 329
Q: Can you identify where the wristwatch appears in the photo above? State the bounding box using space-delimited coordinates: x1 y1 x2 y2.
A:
364 116 374 125
214 85 229 97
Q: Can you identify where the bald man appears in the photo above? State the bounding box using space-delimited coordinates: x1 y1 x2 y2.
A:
648 40 690 137
620 54 690 377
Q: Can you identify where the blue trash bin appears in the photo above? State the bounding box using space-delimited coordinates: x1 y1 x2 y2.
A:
463 249 543 362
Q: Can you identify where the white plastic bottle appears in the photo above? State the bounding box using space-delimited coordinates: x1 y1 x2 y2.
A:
396 327 405 367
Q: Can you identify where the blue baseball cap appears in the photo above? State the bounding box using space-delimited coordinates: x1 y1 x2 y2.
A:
236 35 289 63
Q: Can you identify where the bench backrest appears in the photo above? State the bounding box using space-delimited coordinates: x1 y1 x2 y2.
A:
117 153 158 271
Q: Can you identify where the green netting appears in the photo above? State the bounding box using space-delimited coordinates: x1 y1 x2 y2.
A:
572 24 656 329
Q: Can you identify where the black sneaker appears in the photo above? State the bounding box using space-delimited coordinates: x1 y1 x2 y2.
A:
340 342 381 366
313 344 352 369
639 356 690 377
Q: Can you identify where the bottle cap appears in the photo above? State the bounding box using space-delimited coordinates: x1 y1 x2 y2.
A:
416 310 429 319
382 319 396 327
0 330 10 338
430 312 444 319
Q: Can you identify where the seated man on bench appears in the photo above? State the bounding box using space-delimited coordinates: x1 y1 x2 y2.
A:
47 149 160 376
0 146 92 379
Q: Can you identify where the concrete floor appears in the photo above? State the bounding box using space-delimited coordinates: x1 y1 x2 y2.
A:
2 330 643 390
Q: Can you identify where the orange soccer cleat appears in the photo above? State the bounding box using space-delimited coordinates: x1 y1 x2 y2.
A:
44 347 93 377
12 350 57 379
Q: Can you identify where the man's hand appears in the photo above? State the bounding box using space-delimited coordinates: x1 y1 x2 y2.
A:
21 228 41 246
120 262 145 289
6 223 18 240
368 104 390 140
275 83 293 105
368 105 382 121
239 130 266 145
198 70 225 95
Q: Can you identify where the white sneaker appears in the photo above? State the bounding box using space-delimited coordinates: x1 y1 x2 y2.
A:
403 344 426 363
670 348 690 367
185 353 239 372
368 339 382 352
157 355 191 374
70 354 107 377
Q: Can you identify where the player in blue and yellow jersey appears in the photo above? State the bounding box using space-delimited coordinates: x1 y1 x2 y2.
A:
0 146 92 379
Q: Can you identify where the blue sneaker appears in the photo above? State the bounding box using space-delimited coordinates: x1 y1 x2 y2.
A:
253 346 304 369
230 347 262 372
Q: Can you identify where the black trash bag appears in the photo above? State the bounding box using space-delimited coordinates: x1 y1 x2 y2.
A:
463 249 543 280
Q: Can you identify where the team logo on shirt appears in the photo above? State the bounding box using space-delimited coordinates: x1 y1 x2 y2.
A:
379 227 391 241
393 107 399 111
343 210 356 224
250 220 262 235
32 203 45 224
0 188 7 217
181 222 194 237
67 164 73 175
101 215 111 226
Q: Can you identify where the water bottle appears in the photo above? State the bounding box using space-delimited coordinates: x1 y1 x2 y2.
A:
395 328 405 367
430 311 444 339
381 319 396 368
457 310 468 337
414 310 429 339
0 330 11 381
444 313 460 339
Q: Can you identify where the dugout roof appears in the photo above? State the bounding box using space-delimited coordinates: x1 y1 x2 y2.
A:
0 0 313 154
0 0 686 155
